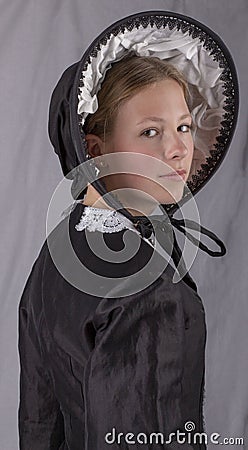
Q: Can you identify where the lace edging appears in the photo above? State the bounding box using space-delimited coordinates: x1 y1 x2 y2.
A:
75 206 138 234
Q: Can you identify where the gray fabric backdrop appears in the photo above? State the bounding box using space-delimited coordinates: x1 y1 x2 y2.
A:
1 0 247 448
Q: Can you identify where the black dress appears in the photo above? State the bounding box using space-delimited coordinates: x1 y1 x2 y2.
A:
18 202 206 449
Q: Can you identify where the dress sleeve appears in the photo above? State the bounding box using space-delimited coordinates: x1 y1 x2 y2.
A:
18 253 65 450
83 276 194 450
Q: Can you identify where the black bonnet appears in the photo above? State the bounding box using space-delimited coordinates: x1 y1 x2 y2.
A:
48 10 239 215
48 62 80 179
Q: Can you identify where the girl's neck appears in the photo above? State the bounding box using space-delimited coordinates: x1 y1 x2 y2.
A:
81 183 115 210
81 184 146 216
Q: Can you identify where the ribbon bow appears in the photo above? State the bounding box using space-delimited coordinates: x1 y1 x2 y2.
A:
132 214 226 292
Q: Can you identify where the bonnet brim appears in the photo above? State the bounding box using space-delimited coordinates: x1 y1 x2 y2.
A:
65 10 239 214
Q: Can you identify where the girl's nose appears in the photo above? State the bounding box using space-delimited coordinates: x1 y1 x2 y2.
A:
161 133 188 160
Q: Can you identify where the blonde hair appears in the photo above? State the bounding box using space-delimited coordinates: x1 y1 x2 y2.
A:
84 54 189 140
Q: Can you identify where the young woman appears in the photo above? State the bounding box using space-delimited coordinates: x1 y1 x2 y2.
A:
18 11 239 450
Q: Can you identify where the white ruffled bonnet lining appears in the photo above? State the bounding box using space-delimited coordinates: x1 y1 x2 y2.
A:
77 24 225 184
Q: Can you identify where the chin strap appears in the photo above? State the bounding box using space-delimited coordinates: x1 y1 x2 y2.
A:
132 214 226 293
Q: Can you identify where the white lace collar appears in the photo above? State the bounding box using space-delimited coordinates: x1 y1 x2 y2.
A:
75 206 140 234
74 205 174 256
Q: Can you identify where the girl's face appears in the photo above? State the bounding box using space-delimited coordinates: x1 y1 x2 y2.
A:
86 79 194 214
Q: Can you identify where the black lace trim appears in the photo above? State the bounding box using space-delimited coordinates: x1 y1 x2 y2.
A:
76 12 238 214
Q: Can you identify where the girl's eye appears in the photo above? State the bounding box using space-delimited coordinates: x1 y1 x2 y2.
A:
178 124 192 133
141 128 158 138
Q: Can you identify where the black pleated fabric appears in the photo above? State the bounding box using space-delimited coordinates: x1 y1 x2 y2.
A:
18 203 206 449
48 62 80 178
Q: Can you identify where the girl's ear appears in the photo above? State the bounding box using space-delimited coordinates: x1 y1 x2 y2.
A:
85 134 104 158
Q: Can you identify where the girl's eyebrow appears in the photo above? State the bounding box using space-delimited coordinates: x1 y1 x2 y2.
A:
136 114 192 125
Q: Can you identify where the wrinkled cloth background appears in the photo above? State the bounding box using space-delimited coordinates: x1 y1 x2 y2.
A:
0 1 247 449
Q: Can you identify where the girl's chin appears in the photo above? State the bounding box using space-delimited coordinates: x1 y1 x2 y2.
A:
152 188 185 205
